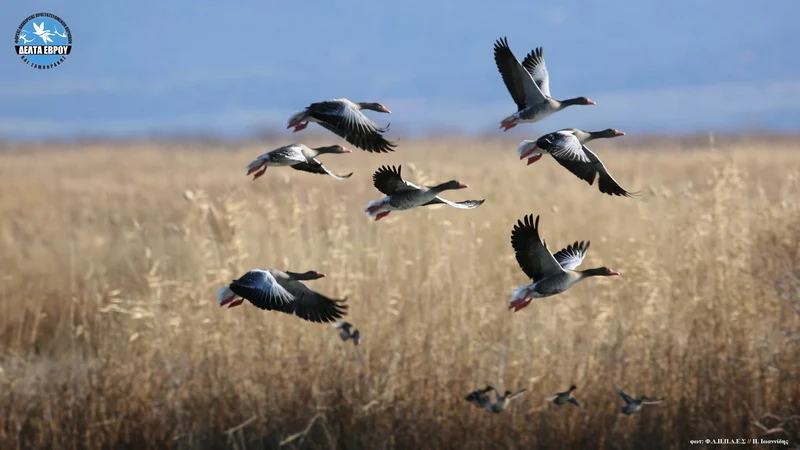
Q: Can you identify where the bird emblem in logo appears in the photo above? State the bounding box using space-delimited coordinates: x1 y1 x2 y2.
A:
14 12 72 69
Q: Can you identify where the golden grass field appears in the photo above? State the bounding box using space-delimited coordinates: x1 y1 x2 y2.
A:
0 136 799 449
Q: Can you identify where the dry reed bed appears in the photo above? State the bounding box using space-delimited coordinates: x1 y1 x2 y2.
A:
0 138 798 449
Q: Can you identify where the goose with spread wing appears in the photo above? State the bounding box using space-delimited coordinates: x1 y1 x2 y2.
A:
245 144 353 180
517 128 638 197
333 321 360 346
465 385 497 410
547 385 581 408
509 214 620 312
364 165 485 221
487 389 527 414
493 37 595 131
218 269 347 323
286 98 397 153
614 384 664 415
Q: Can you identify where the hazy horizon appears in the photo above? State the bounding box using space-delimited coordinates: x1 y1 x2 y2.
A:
2 1 799 141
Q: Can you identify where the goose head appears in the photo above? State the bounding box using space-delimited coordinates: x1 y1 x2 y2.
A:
358 102 392 113
316 144 352 154
432 180 468 192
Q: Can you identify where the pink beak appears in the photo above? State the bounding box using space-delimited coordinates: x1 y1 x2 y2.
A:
342 147 353 153
614 130 626 136
457 182 468 188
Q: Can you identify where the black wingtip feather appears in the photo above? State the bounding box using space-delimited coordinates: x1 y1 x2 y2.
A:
373 165 401 180
598 180 641 198
494 36 510 51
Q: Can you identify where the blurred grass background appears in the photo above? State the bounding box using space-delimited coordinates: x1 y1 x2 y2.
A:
0 136 798 449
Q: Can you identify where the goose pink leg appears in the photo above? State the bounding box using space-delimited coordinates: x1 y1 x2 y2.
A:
500 120 518 132
509 298 531 312
252 166 267 180
219 294 236 307
527 154 543 165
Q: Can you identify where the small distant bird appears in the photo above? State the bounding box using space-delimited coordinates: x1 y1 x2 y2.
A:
218 269 348 323
286 98 397 153
465 385 496 409
614 384 663 415
488 389 527 414
244 143 353 180
18 34 35 44
546 385 581 408
517 128 638 197
333 321 360 345
32 22 54 44
364 165 484 221
509 214 620 312
52 24 67 38
493 37 595 131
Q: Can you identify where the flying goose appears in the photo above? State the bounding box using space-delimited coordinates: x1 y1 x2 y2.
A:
218 269 347 323
245 144 353 180
333 321 360 346
493 38 595 131
465 385 497 409
364 165 485 221
517 128 638 197
509 214 620 312
487 389 527 414
286 99 397 153
614 384 664 415
546 385 581 408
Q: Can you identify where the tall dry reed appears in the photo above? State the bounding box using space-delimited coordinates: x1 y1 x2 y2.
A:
0 138 798 449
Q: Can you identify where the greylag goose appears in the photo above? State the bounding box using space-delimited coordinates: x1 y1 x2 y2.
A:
364 165 485 221
614 384 664 415
333 321 360 346
509 214 620 312
286 99 397 153
493 38 595 131
488 389 526 414
465 385 497 409
245 144 353 180
218 269 347 323
518 128 638 197
547 385 580 408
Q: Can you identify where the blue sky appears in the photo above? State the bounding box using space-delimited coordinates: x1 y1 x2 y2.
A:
2 1 799 140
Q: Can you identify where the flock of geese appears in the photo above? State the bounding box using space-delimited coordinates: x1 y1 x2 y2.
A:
216 37 662 415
